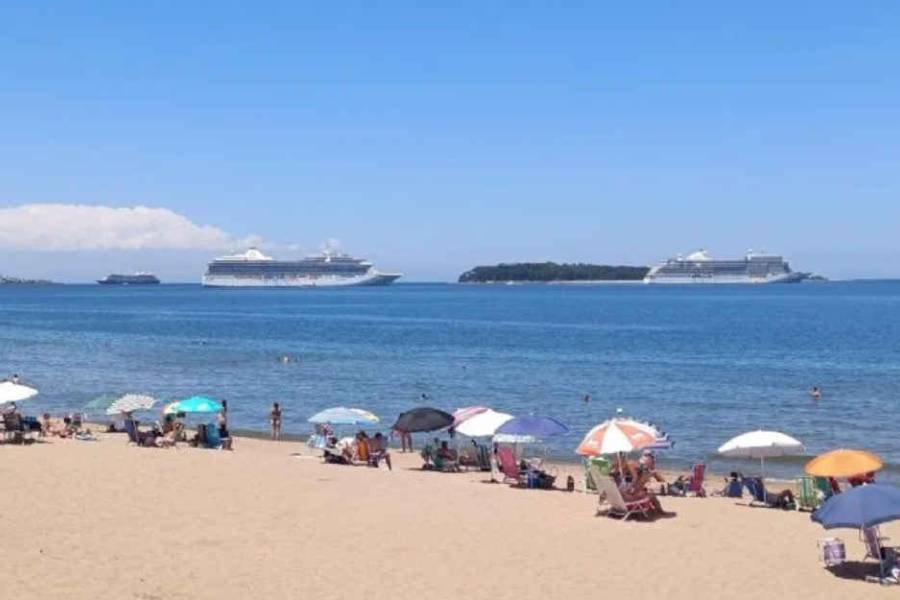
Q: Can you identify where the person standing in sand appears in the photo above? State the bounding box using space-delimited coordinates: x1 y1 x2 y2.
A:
270 402 282 441
217 407 233 450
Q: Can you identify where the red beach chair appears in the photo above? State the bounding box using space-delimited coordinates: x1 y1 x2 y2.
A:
686 463 707 497
497 447 522 485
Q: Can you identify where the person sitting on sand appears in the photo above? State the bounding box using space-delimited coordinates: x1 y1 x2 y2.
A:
156 421 183 448
368 432 392 470
335 437 355 463
638 449 666 485
40 413 53 437
437 441 457 462
355 432 371 463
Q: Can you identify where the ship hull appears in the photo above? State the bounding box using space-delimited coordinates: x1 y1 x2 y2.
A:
644 272 804 284
202 272 401 288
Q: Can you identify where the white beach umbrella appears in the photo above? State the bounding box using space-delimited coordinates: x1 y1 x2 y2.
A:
717 430 805 479
455 409 514 438
106 394 156 416
0 381 38 403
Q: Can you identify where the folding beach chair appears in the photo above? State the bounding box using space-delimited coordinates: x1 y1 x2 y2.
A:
2 413 31 444
743 477 769 507
796 476 821 511
593 474 653 520
205 424 223 449
583 456 611 493
685 463 707 497
497 447 523 485
861 527 894 563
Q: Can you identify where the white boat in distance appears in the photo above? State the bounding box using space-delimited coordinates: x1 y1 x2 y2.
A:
202 248 402 288
644 249 804 284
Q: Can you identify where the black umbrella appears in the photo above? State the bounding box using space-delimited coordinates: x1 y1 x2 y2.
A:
392 407 453 433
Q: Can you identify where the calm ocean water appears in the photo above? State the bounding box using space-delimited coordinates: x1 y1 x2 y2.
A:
1 282 898 480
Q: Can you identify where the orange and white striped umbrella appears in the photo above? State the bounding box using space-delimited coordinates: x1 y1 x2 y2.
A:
576 418 661 456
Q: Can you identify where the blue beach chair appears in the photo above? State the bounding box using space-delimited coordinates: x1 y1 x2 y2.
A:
205 423 222 449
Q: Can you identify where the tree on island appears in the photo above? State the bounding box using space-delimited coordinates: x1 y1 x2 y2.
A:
458 262 649 283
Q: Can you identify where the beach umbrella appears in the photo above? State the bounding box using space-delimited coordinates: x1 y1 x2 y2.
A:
308 407 380 426
811 484 900 579
812 484 900 530
575 418 660 456
0 381 38 403
164 396 223 414
452 406 489 427
455 409 513 438
84 394 117 412
805 449 883 479
493 433 537 444
495 416 569 438
392 407 453 433
718 430 805 480
106 394 156 416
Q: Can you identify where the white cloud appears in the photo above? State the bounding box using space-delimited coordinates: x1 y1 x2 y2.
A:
0 204 261 251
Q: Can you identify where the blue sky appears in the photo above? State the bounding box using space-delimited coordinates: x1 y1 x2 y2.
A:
1 2 899 281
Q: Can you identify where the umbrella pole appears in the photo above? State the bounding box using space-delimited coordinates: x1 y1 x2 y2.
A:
760 456 766 498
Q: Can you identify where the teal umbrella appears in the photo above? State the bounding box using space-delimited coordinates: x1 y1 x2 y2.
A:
164 396 223 414
84 394 118 412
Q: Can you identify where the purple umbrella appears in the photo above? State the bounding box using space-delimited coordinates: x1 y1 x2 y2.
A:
495 416 569 438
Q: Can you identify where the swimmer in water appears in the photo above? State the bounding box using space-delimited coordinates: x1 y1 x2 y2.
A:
583 393 591 404
810 386 821 400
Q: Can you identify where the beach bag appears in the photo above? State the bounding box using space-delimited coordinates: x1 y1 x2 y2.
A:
818 538 846 567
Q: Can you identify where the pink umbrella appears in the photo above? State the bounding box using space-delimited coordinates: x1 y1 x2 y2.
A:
452 406 489 427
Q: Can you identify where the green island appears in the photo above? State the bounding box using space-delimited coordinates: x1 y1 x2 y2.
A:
458 262 649 283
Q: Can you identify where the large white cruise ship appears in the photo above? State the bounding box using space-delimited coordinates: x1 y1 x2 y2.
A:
644 249 803 284
202 248 402 288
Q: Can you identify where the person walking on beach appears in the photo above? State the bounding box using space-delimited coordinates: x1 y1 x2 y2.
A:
394 427 412 452
270 402 282 441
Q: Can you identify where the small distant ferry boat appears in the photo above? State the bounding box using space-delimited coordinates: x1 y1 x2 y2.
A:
202 248 402 288
644 250 803 284
97 273 161 285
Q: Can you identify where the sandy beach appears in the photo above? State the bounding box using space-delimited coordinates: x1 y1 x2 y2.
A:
0 433 893 600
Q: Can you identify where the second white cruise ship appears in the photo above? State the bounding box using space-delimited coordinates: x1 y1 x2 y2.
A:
202 248 402 288
644 250 803 284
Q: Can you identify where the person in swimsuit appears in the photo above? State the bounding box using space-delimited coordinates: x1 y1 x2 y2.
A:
355 432 370 463
369 432 393 470
270 402 282 441
810 386 822 400
217 409 232 450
